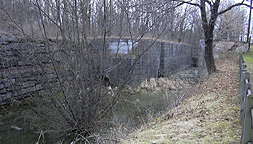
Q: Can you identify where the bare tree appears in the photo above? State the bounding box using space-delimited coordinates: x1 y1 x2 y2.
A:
175 0 252 74
215 2 247 41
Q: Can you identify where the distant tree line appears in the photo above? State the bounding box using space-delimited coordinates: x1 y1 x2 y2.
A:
0 0 248 44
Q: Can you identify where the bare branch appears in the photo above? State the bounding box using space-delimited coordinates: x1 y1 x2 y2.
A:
205 0 212 6
175 0 201 7
218 0 252 15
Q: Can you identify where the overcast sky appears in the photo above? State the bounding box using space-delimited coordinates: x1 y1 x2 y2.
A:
233 0 250 4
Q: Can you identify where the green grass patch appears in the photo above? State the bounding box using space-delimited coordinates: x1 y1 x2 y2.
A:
243 46 253 63
243 46 253 82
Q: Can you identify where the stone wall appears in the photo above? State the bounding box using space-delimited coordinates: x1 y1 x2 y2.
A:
101 39 193 84
0 37 194 104
0 37 58 104
160 42 192 76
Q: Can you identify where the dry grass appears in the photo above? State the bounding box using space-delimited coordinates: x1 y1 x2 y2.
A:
121 54 241 144
140 77 191 92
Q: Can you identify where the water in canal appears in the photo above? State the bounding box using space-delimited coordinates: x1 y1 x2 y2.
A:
0 68 197 143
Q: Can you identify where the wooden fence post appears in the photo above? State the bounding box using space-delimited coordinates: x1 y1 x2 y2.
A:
239 56 253 143
242 72 253 143
241 71 249 124
240 72 247 128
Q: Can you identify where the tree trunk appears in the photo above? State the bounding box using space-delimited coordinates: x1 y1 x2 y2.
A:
205 38 217 74
200 0 219 75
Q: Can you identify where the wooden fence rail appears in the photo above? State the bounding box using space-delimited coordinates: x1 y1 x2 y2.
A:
240 55 253 143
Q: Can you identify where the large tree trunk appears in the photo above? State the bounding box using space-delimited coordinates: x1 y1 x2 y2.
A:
205 38 217 74
200 0 219 75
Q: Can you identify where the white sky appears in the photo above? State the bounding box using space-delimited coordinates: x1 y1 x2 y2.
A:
232 0 251 4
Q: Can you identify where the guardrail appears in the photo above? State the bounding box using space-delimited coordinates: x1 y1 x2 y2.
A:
240 55 253 143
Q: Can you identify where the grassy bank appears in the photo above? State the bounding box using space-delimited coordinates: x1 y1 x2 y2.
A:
121 54 241 143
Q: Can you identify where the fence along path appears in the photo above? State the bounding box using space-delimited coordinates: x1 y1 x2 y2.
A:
240 55 253 143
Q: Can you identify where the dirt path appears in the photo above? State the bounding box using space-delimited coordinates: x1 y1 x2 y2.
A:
121 55 241 143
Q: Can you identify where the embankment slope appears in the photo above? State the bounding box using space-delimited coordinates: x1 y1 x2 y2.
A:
122 55 241 143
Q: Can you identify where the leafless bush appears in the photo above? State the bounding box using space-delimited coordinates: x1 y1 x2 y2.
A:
0 0 202 142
